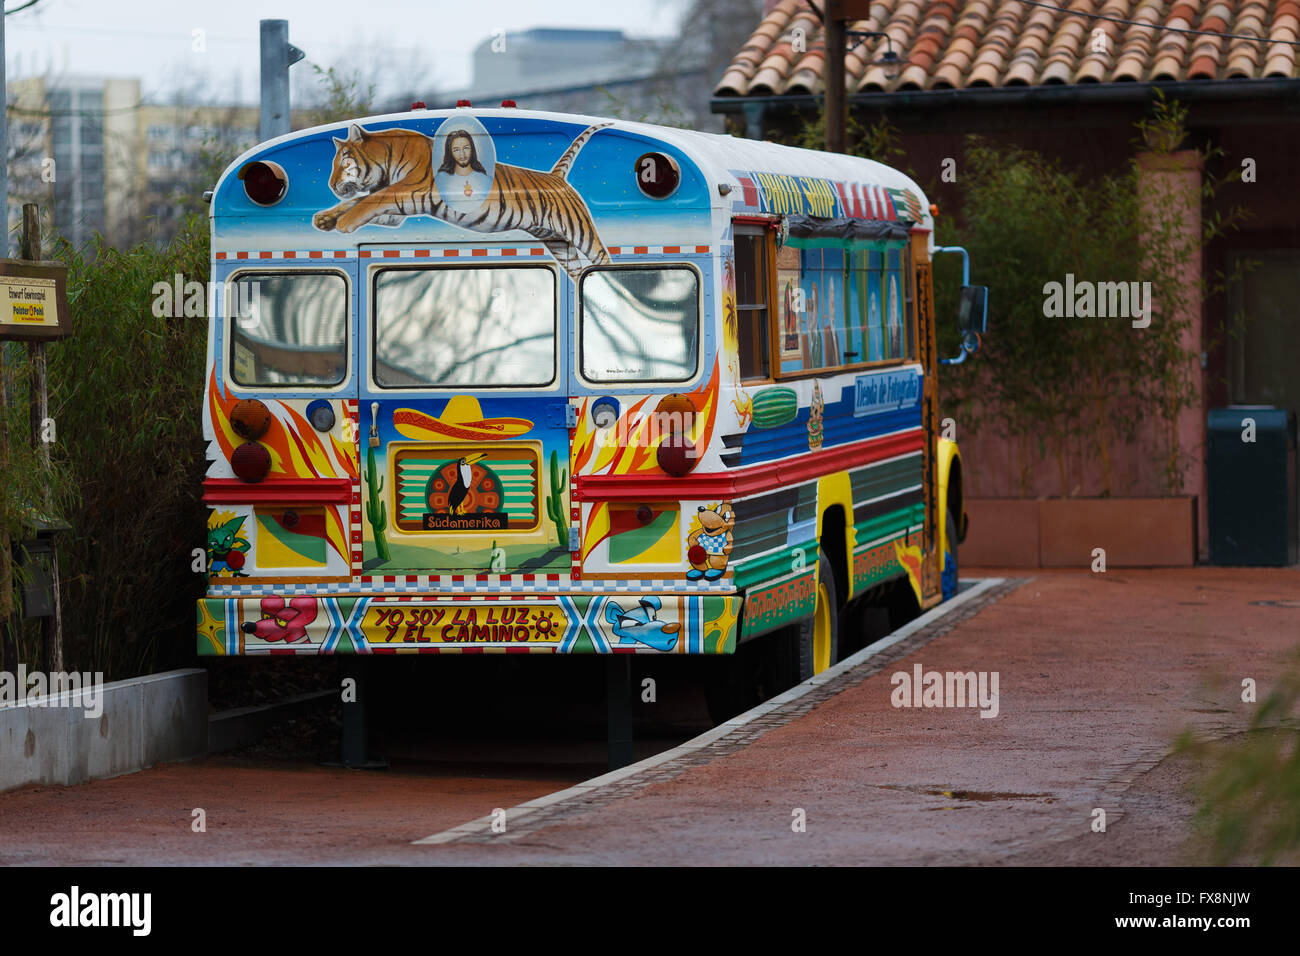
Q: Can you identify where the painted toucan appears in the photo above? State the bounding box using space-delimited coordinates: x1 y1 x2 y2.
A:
448 452 486 514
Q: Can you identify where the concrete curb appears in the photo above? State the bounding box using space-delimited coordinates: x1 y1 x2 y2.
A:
0 668 207 793
413 578 1006 845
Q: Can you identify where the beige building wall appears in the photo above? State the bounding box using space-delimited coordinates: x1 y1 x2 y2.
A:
103 78 144 245
6 77 55 241
7 76 277 248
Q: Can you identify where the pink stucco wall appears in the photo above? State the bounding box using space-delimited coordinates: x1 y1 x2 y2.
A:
945 151 1207 558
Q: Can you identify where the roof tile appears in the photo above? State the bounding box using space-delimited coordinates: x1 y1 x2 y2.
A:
714 0 1300 97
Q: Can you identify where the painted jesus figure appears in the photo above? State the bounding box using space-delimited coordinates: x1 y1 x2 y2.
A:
436 130 493 213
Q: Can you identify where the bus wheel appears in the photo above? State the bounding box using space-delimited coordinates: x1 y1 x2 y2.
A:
777 547 839 688
810 547 839 673
941 507 959 600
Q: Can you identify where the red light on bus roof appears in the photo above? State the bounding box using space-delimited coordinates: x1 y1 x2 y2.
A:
635 152 680 200
501 100 517 108
238 160 287 206
411 101 426 110
456 99 472 108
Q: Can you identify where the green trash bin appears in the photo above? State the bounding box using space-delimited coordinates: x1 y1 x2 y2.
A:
1207 406 1297 566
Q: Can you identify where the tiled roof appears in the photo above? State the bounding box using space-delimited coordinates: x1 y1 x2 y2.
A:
714 0 1300 96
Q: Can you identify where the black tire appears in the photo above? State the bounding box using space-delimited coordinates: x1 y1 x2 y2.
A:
813 545 840 670
705 548 842 724
770 547 839 692
941 506 960 600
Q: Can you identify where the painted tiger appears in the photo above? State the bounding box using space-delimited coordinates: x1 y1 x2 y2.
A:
312 121 612 279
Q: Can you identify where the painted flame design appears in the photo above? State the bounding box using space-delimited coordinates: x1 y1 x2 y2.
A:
572 358 721 478
893 537 925 606
206 369 354 562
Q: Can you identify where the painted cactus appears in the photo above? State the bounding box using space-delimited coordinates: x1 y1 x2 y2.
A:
365 444 391 562
545 448 568 547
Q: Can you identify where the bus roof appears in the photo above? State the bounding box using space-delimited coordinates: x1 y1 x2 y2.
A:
210 106 934 256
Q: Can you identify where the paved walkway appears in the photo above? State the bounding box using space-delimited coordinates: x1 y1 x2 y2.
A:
1 568 1295 864
419 568 1300 865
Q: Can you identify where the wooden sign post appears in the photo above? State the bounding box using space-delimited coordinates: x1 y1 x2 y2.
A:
0 203 70 670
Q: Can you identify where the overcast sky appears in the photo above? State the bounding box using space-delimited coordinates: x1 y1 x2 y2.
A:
5 0 688 104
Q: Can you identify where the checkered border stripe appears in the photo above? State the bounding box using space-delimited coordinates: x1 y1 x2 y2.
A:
215 246 712 260
346 400 362 574
207 576 734 596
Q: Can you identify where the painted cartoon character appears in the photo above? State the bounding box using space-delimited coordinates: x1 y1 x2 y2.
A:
207 515 250 576
240 596 319 644
312 120 611 279
686 502 735 581
605 596 680 652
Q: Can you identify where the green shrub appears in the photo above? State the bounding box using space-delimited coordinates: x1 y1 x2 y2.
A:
36 215 211 677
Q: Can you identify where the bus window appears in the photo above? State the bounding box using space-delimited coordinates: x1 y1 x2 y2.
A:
884 247 904 360
852 244 915 364
373 266 556 388
732 228 771 381
229 272 347 387
902 244 917 360
801 247 846 369
579 267 699 383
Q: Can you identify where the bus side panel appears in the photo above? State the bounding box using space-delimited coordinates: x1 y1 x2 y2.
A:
728 364 926 643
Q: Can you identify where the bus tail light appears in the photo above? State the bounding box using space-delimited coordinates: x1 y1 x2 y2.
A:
231 399 272 440
306 399 335 432
232 441 272 482
654 393 698 477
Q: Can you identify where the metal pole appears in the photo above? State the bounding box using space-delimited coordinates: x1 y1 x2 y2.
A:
259 19 304 142
21 203 62 672
606 656 634 770
340 656 369 768
1 7 8 257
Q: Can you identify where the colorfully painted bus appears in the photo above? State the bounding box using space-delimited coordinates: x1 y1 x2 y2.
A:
196 103 984 714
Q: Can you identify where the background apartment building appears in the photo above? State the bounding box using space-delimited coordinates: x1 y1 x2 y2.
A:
8 75 261 250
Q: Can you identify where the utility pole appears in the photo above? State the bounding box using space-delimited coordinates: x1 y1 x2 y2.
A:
0 2 10 664
824 7 846 154
821 2 896 155
1 5 8 257
259 19 305 142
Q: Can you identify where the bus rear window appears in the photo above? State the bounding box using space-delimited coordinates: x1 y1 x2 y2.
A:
229 272 347 387
580 267 699 383
373 266 556 388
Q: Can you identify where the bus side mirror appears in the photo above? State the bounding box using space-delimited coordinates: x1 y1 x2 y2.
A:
959 285 988 335
942 285 988 366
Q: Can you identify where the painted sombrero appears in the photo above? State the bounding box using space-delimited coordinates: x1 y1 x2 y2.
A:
393 396 533 442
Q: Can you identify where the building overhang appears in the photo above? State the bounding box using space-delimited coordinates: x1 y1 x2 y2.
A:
712 78 1300 134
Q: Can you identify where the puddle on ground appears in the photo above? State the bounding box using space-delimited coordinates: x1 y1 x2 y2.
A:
878 784 1057 804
